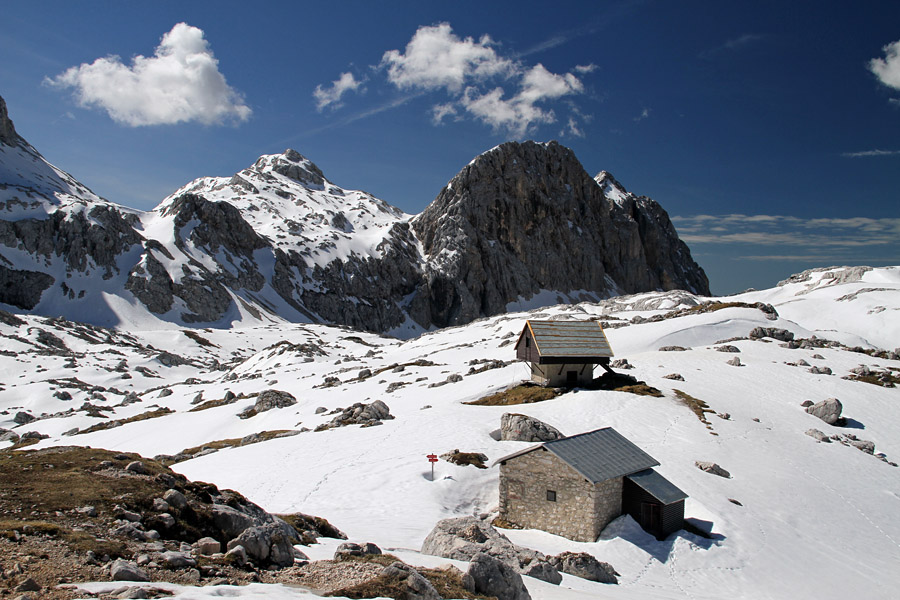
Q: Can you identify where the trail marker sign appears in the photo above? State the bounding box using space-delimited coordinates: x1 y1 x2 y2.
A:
427 454 438 479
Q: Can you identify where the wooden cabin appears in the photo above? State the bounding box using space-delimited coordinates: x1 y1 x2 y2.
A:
515 320 613 387
496 427 687 541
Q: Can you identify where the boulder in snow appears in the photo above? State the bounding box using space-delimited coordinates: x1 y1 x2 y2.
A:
806 398 842 425
500 413 563 442
695 461 731 478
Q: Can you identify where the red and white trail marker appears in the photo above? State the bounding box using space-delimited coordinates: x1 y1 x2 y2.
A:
427 454 438 479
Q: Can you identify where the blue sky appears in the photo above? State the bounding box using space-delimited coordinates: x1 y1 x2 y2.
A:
2 0 898 295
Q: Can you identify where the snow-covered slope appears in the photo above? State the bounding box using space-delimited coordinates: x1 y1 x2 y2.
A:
3 265 898 599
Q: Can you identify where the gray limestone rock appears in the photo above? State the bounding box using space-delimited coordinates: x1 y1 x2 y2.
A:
716 345 741 353
749 327 794 342
13 412 34 425
467 552 532 600
500 413 564 442
726 357 743 367
805 429 831 443
160 551 196 569
549 551 619 584
806 398 842 425
695 461 731 478
163 489 188 510
110 559 149 582
226 522 296 568
241 389 297 418
196 537 221 555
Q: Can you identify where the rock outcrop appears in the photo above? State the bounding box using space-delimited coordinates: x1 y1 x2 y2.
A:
500 413 563 442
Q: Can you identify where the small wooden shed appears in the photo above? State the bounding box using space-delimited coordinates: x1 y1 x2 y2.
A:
496 427 687 541
514 320 613 387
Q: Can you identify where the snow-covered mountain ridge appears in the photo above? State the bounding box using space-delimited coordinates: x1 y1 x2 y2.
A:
0 95 707 335
2 265 898 599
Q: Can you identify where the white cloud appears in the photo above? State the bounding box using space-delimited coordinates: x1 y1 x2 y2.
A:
381 23 514 93
870 39 900 91
431 103 458 124
633 107 651 122
313 72 362 111
566 117 585 137
314 23 591 137
46 23 250 127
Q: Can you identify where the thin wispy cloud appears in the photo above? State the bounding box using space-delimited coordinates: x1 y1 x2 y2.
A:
314 22 595 138
46 23 250 127
314 72 363 111
672 214 900 249
842 149 900 158
700 33 766 59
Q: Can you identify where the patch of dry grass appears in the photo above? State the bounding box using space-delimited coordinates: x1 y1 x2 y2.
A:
466 383 561 406
673 389 716 432
188 396 240 412
75 407 174 435
183 330 218 348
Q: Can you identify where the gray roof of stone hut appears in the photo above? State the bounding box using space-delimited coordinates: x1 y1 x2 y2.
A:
625 468 688 504
516 320 613 361
496 427 660 483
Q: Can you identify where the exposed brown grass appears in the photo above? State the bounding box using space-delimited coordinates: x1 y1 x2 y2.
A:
75 407 174 435
183 329 218 347
673 389 716 430
175 430 294 458
465 383 561 406
327 556 491 600
188 396 240 412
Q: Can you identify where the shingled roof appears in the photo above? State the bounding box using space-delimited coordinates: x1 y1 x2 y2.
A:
496 427 660 483
515 320 613 363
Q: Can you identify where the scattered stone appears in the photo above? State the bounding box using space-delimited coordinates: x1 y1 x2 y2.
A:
440 449 489 469
805 429 831 443
77 505 98 517
548 552 618 584
663 373 684 380
53 390 73 400
610 359 633 369
13 412 35 425
728 498 743 506
806 398 842 425
161 551 196 569
239 389 298 418
151 498 170 512
726 357 743 367
226 522 295 568
809 366 832 375
695 461 731 478
125 461 148 475
715 345 741 353
0 429 20 443
800 400 814 408
467 553 532 600
13 578 40 593
811 353 825 360
196 537 221 555
849 439 875 454
358 369 372 379
716 413 731 420
749 327 793 342
158 389 173 398
659 346 689 352
163 489 188 510
110 559 150 582
314 406 327 414
500 413 563 442
318 399 394 430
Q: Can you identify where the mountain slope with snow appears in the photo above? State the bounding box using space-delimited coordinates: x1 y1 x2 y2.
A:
0 95 707 335
2 265 898 599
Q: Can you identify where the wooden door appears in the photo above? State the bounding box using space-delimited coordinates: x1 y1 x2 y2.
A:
641 502 661 532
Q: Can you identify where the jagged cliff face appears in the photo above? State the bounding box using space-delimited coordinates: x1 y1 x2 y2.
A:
0 96 707 334
409 142 709 327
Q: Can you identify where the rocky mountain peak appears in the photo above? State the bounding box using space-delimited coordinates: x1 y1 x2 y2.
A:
252 149 326 187
0 95 19 147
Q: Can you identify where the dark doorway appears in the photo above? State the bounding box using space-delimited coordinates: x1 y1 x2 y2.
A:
566 370 578 386
641 502 661 533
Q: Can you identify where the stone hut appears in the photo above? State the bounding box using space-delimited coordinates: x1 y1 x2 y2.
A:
496 427 687 541
514 320 613 387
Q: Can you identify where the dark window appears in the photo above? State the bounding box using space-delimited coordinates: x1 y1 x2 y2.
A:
525 337 530 347
566 370 577 386
546 490 557 502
